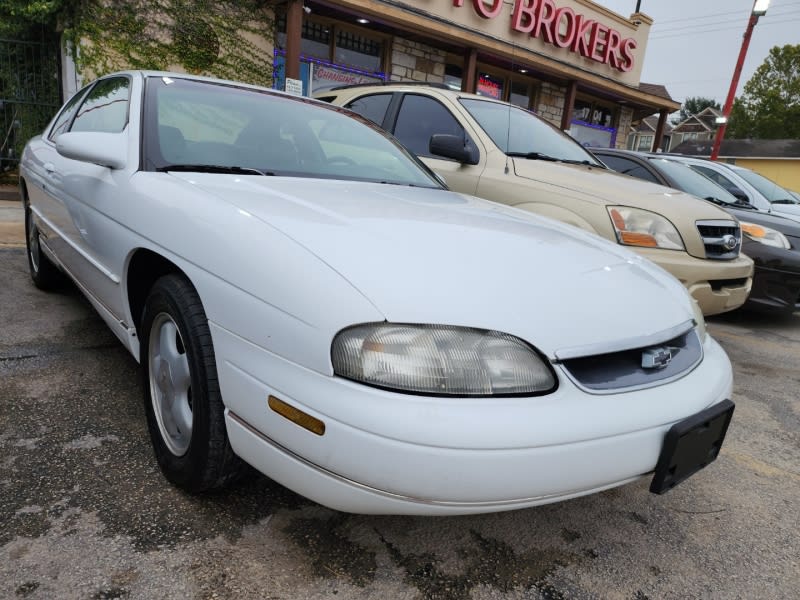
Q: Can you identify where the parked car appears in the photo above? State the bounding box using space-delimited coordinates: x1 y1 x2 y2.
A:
592 148 800 314
20 71 735 515
316 84 753 316
665 155 800 223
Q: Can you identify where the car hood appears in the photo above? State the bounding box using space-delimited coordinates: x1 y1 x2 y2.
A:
770 203 800 220
175 174 695 358
512 159 733 220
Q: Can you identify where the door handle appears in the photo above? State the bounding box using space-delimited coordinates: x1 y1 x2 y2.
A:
43 162 56 174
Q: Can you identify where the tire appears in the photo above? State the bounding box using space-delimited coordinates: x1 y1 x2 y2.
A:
140 274 245 492
24 198 65 290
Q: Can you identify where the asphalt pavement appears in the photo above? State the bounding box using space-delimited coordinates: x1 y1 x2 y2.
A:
0 195 798 599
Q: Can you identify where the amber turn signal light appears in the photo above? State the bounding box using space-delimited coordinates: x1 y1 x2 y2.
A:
268 395 326 436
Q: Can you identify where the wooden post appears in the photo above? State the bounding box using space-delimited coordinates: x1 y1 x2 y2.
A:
560 80 577 132
462 48 477 93
285 0 303 81
654 108 668 152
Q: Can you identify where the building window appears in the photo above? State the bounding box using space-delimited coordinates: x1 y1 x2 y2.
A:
335 30 382 72
444 63 463 90
509 80 530 109
574 99 615 128
637 134 654 151
274 13 387 94
275 15 385 74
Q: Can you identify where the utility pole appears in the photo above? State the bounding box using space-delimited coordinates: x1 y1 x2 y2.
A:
710 1 769 161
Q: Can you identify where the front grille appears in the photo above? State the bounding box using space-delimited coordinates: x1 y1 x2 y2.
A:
710 278 749 292
560 329 703 393
697 219 741 260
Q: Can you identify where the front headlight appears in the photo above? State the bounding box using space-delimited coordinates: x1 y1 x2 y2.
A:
740 222 791 249
607 206 685 250
331 323 556 396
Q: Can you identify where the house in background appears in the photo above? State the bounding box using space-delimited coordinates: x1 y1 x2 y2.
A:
669 138 800 191
627 114 673 152
669 106 723 149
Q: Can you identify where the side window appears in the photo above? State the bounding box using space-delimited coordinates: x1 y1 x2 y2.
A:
393 95 466 158
48 86 93 142
345 94 392 126
71 77 131 134
601 156 659 183
693 166 736 190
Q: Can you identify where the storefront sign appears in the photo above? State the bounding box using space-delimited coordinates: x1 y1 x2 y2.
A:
452 0 637 72
477 73 503 99
311 64 383 93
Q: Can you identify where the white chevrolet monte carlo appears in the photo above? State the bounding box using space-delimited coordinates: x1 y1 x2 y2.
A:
19 71 735 515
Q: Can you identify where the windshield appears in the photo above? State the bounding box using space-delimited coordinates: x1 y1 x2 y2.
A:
459 99 603 166
730 166 797 203
143 76 441 188
651 158 740 204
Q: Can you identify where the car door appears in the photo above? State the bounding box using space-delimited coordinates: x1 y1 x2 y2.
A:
25 84 94 262
345 92 485 195
44 75 132 321
388 94 485 195
691 164 770 210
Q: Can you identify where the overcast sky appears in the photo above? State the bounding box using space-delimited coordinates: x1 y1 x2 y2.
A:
595 0 799 106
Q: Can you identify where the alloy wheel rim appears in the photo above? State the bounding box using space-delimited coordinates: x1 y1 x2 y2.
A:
148 312 193 456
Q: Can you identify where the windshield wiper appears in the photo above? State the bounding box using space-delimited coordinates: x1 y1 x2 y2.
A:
158 164 272 176
558 158 595 166
506 151 559 161
771 198 798 205
506 152 594 166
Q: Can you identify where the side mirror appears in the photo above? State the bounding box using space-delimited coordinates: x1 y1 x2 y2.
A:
429 134 479 165
56 131 127 169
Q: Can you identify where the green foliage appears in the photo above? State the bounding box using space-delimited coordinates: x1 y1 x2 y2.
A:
0 1 55 34
62 0 275 87
727 44 800 139
677 97 720 123
2 0 275 86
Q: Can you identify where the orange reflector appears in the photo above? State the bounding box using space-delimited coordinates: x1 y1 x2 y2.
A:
268 396 326 436
620 231 658 247
741 223 765 238
609 208 626 231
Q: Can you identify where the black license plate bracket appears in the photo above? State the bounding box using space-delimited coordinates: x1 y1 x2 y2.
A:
650 399 735 494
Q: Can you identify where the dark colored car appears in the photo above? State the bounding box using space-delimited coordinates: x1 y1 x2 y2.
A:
592 148 800 314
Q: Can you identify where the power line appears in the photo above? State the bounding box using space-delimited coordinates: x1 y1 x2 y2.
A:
649 17 800 41
651 8 799 35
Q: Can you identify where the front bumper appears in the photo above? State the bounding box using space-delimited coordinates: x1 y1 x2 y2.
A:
634 248 753 316
743 240 800 314
211 322 733 515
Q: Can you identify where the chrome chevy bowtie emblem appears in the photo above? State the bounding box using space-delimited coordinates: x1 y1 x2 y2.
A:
642 347 672 369
722 234 738 251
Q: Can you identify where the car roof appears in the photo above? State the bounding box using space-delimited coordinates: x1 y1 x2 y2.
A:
99 70 331 105
320 82 513 106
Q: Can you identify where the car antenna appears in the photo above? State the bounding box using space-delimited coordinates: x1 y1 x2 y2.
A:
505 43 515 175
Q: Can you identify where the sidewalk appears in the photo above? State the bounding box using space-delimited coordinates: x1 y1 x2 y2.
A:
0 184 24 247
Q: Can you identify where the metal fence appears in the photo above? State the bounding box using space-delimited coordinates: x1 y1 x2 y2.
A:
1 38 62 173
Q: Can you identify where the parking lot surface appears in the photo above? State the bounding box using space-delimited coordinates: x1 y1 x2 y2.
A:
1 205 798 599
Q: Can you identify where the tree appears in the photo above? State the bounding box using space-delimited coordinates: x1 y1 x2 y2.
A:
676 97 720 123
727 44 800 139
0 0 65 38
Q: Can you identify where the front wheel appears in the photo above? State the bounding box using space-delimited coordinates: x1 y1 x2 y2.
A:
24 199 65 290
140 274 245 492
